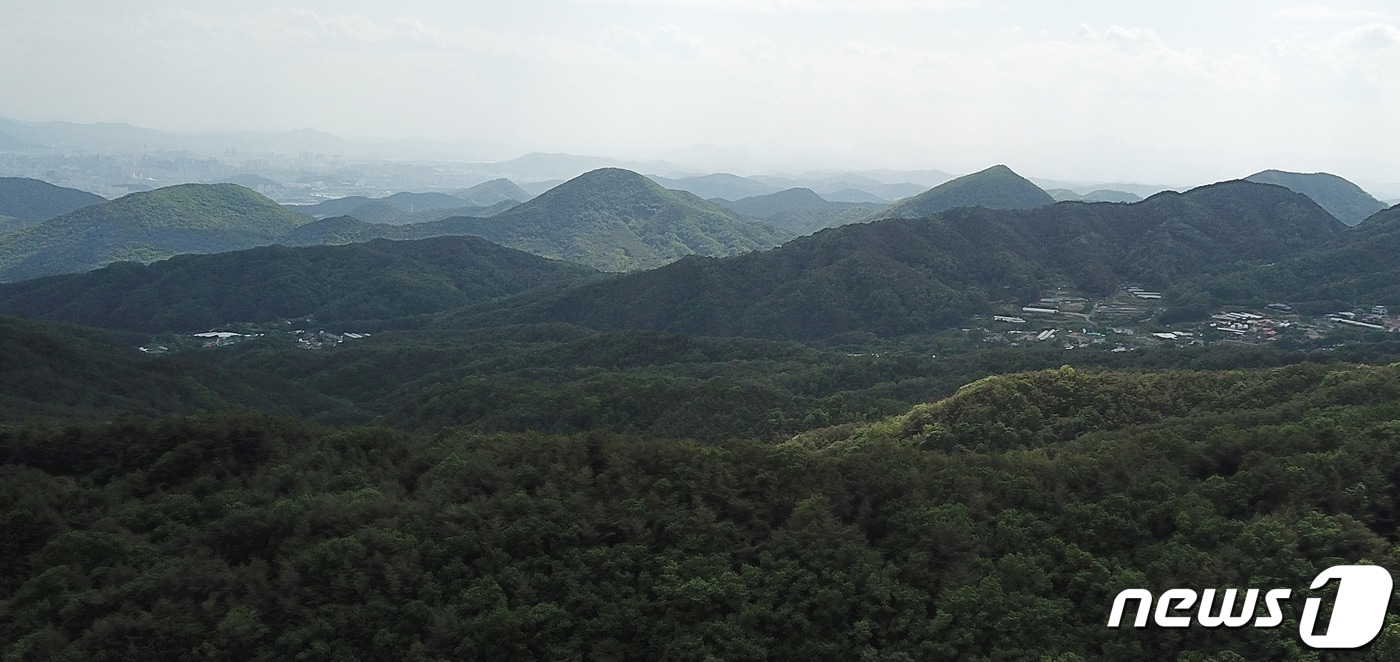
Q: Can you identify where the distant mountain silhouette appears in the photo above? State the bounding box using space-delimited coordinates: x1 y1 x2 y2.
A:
716 188 859 218
453 178 531 206
1244 169 1386 226
0 177 106 224
648 173 781 201
715 188 884 234
1047 189 1143 203
824 188 890 204
874 165 1054 220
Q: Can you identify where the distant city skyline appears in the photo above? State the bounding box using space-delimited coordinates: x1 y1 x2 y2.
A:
2 1 1399 186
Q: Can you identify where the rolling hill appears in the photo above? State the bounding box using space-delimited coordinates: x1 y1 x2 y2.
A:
1244 169 1386 226
425 168 795 272
0 177 106 223
714 188 886 234
716 188 855 218
873 163 1052 221
0 184 312 282
279 169 792 270
873 164 1055 220
453 178 532 205
1047 188 1143 203
436 180 1343 340
0 235 597 333
647 173 780 200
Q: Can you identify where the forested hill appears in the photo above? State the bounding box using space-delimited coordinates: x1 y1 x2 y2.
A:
792 362 1400 453
426 168 796 272
0 235 598 333
453 177 532 205
0 177 105 223
873 164 1055 220
716 187 863 219
1182 200 1400 311
438 180 1343 340
1244 169 1386 226
0 184 312 282
7 361 1400 658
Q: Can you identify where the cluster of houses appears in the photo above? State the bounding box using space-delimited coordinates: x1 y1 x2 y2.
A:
1326 306 1391 331
141 327 374 352
294 330 371 350
987 280 1399 351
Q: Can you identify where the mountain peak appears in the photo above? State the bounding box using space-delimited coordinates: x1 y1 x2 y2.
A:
874 164 1053 220
423 167 793 272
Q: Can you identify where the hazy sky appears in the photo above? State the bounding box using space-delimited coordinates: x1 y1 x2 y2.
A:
3 1 1399 184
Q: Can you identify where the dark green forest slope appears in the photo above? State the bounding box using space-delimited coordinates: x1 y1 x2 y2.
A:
0 236 597 332
0 316 349 422
1177 203 1400 314
1245 169 1387 226
6 363 1400 659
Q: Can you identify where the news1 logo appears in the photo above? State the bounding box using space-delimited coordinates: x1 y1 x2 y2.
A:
1107 565 1393 649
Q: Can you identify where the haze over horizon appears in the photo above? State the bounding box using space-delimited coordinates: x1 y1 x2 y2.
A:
3 1 1399 186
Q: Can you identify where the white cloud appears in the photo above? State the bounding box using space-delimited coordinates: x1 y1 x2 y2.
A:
1103 26 1163 46
1332 23 1400 49
605 25 703 52
1277 6 1391 20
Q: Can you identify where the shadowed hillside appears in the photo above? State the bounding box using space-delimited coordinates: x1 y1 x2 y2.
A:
1245 169 1386 226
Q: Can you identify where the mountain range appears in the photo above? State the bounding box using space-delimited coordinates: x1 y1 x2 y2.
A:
0 169 795 280
433 180 1349 340
4 163 1395 336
